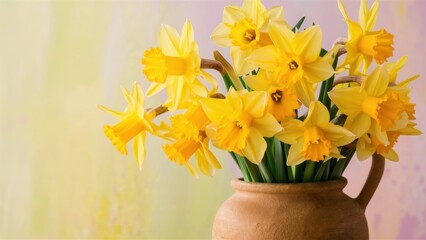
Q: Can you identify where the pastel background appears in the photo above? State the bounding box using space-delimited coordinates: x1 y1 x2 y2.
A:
0 0 425 239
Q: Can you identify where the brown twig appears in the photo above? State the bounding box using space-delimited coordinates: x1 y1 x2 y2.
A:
201 58 225 75
333 76 365 87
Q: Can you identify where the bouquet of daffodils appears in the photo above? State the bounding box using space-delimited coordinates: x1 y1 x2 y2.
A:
100 0 420 183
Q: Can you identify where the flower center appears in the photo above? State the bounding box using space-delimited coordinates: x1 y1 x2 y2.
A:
267 87 300 121
288 60 299 70
216 112 252 152
104 112 146 155
301 126 331 161
277 55 304 85
358 29 394 64
271 89 283 103
229 18 260 49
142 47 188 83
362 92 404 131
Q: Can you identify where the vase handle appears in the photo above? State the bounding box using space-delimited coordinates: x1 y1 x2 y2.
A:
355 153 386 210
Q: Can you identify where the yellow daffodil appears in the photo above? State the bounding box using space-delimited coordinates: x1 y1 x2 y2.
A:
200 88 282 164
246 23 334 106
211 0 287 75
328 66 410 146
276 101 356 166
163 103 221 177
99 82 155 169
356 122 421 161
142 20 217 111
338 0 394 74
243 69 301 121
386 57 419 120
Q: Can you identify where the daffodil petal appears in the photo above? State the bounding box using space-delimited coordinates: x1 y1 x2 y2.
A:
356 136 375 160
131 82 144 104
243 70 270 91
246 45 280 71
275 119 304 144
133 133 146 170
321 123 356 146
268 22 294 53
242 0 266 27
382 149 399 162
223 5 245 24
200 98 232 122
227 88 244 111
344 113 371 137
179 20 194 55
364 0 379 31
199 70 218 93
242 129 266 164
242 90 267 118
231 47 255 75
303 57 334 83
202 139 222 169
264 6 285 28
97 105 127 120
252 113 282 137
338 0 351 22
328 86 365 116
146 82 166 97
305 101 330 126
159 24 180 56
293 78 315 107
370 121 389 145
361 65 389 96
195 150 214 176
294 25 322 63
286 140 305 166
211 23 232 47
184 162 199 178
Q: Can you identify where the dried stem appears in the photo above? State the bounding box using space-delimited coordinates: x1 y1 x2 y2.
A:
333 76 365 87
201 58 225 75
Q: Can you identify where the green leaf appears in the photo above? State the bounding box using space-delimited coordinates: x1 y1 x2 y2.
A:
222 73 235 91
294 163 305 183
274 138 288 183
230 152 251 182
265 137 276 178
330 146 356 179
259 158 275 183
283 142 294 182
303 161 316 182
313 161 328 182
292 16 306 32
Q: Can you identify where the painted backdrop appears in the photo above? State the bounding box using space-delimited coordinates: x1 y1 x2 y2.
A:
1 0 425 239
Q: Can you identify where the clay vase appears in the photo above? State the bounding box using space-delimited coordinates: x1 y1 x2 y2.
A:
212 154 385 240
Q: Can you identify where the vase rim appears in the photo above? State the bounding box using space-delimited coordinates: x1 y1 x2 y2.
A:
231 177 348 194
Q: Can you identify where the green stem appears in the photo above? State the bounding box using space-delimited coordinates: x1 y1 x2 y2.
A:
313 162 328 182
330 147 356 179
221 73 235 91
265 137 276 179
230 152 251 182
322 161 330 181
303 161 316 182
294 163 305 183
274 139 288 183
259 159 275 183
283 143 294 182
240 156 263 182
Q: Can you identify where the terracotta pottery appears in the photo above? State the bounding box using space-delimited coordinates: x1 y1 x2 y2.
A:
212 154 385 240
